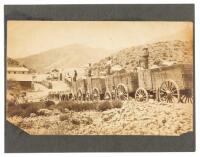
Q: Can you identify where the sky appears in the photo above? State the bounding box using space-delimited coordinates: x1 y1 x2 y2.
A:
7 21 193 58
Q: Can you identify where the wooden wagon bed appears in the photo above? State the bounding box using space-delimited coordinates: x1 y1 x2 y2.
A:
136 64 193 103
105 72 138 100
138 64 193 91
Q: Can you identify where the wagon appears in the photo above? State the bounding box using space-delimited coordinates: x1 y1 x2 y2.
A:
104 72 138 100
85 77 106 101
135 64 193 103
74 78 87 100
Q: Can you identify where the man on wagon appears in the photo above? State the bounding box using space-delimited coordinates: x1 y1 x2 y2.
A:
87 63 92 77
106 57 112 75
73 70 77 82
138 47 149 69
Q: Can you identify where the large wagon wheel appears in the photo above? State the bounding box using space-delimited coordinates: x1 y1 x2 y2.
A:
181 89 193 103
117 84 129 100
104 91 112 100
135 87 149 102
92 88 100 101
159 80 180 103
77 89 83 101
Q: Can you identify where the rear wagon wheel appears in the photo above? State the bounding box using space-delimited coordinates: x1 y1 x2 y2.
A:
181 89 193 103
159 80 180 103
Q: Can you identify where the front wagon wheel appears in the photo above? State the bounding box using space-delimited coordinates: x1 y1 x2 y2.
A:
117 84 129 100
92 88 100 101
159 80 180 103
135 88 149 102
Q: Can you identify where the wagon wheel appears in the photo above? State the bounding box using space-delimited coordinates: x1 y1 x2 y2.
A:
135 88 149 102
85 91 90 101
181 89 193 103
159 80 180 103
104 91 112 100
92 88 100 101
117 84 129 100
77 89 83 101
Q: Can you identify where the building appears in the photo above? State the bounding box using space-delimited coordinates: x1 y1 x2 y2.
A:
7 67 29 74
7 66 33 90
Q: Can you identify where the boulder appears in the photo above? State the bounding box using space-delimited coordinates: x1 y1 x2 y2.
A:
37 109 52 116
71 118 80 125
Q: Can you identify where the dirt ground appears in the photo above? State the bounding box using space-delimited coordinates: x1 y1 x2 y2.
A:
7 99 193 136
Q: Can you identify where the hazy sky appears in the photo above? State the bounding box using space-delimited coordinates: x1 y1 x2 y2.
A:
7 21 193 58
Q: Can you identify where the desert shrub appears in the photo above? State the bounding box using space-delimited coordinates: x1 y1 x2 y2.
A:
59 114 70 121
111 100 122 108
45 100 55 108
97 101 112 111
7 81 21 93
77 102 96 111
56 100 123 112
56 101 96 112
7 100 16 108
56 101 75 112
7 102 46 118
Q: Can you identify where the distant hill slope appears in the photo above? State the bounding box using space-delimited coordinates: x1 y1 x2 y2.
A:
92 40 193 74
7 57 35 73
7 57 21 67
17 44 113 73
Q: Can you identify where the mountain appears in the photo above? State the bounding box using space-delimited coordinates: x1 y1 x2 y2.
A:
92 40 193 75
16 44 113 73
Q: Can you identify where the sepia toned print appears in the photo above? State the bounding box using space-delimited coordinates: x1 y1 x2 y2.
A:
6 21 193 135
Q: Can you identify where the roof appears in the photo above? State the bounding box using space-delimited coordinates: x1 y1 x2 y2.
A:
7 67 29 72
51 69 59 72
7 74 33 81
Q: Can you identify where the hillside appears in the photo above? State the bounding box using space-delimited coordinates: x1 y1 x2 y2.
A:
92 40 193 74
17 44 113 73
7 57 36 73
7 57 22 67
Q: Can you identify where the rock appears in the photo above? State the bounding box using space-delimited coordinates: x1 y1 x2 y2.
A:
82 117 93 125
30 113 37 117
59 114 70 121
102 114 113 121
37 109 52 116
71 118 80 125
53 109 61 115
20 120 33 129
162 119 167 125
